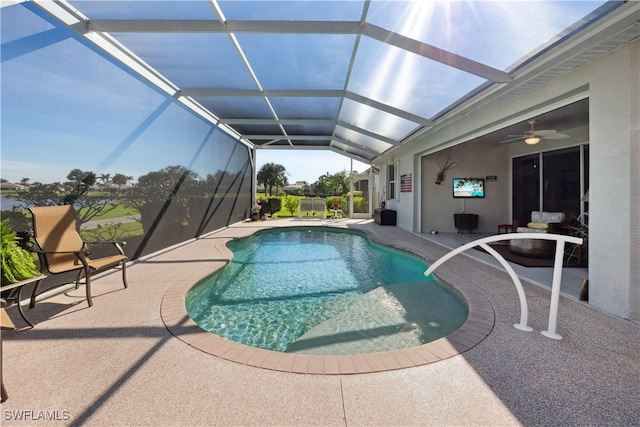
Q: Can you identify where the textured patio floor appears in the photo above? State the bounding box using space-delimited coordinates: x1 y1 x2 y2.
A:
1 218 638 426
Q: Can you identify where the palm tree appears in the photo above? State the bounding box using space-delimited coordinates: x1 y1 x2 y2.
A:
257 163 287 196
328 170 348 194
111 173 128 194
273 164 288 195
99 173 111 186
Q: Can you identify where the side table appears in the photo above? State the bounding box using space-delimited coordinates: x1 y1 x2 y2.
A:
1 298 14 402
498 223 513 234
0 274 46 328
1 274 45 402
454 213 479 233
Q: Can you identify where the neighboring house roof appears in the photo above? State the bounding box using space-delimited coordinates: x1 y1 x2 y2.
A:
282 184 304 192
0 182 25 190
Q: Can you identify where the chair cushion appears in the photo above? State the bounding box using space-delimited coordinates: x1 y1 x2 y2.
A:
531 211 565 224
88 254 126 271
516 227 548 233
527 222 549 230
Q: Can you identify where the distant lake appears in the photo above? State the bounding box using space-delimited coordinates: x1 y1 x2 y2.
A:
0 194 24 210
0 195 121 211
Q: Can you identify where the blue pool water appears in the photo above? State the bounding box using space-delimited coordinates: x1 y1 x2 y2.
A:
186 228 468 354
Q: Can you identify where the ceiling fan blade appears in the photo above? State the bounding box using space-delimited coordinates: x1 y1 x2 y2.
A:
533 129 557 137
499 136 524 144
542 132 570 140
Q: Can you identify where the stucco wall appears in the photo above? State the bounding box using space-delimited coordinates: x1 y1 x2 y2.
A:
588 39 639 320
378 153 414 233
420 144 510 234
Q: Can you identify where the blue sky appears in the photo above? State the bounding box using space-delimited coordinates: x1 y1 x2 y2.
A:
0 1 370 185
1 2 241 184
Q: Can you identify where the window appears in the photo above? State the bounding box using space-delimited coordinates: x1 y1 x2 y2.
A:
387 161 399 201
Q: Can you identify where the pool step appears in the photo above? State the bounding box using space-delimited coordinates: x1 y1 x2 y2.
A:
285 281 467 355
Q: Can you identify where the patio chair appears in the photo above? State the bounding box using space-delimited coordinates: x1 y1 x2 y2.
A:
28 205 128 308
296 199 326 220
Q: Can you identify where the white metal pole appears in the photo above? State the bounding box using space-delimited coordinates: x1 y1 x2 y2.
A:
542 241 567 339
349 159 353 218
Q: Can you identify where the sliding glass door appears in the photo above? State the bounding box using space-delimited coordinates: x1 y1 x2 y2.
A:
513 145 589 221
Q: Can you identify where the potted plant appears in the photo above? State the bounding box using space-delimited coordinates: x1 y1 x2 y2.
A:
1 219 40 286
250 203 261 221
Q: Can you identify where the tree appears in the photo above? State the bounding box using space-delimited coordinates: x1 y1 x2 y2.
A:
123 165 201 232
327 170 348 194
206 170 225 192
62 170 96 205
13 169 117 228
99 173 111 185
14 182 117 228
19 177 30 186
274 167 288 195
128 165 200 207
283 195 300 217
312 170 358 196
66 169 95 186
257 163 287 196
64 176 118 226
206 169 242 197
299 181 311 196
314 173 330 195
14 182 63 207
346 170 359 192
111 173 129 193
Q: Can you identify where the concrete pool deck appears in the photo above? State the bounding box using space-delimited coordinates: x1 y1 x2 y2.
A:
2 218 639 425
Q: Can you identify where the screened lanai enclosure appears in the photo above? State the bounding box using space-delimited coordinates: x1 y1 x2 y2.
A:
1 0 624 260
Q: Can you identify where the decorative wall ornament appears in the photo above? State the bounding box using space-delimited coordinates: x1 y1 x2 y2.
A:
435 157 457 185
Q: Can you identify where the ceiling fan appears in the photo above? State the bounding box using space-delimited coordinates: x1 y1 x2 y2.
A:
500 120 570 145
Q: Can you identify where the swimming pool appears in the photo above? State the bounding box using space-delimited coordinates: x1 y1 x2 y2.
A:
186 227 468 355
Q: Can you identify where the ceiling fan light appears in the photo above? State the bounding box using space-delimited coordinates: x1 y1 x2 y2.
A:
525 136 541 145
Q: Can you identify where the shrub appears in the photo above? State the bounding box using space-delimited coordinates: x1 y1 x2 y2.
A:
0 210 33 249
1 219 40 285
283 195 300 217
352 196 366 213
260 197 282 216
326 196 347 214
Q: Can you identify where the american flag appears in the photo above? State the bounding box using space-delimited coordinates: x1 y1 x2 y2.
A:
400 173 412 192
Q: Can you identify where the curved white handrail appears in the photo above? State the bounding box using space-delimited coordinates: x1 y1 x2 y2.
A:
424 233 583 340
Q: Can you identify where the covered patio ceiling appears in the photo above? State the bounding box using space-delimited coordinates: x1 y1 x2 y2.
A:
25 0 630 164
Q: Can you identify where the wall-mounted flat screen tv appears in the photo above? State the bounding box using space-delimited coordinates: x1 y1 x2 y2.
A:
452 178 485 198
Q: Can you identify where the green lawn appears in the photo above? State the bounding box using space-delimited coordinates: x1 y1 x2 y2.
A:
80 204 138 220
80 220 143 241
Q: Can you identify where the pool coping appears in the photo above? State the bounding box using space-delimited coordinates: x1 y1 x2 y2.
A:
160 224 495 375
